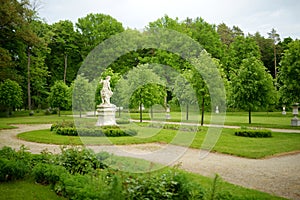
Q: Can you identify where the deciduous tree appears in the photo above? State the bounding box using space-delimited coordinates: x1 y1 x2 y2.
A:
230 57 277 124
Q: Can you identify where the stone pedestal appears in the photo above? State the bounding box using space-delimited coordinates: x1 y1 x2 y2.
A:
96 104 117 126
291 117 300 126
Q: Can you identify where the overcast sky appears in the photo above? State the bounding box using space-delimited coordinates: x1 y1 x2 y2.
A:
38 0 300 39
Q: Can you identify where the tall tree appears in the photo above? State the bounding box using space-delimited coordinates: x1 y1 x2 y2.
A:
173 70 198 121
71 75 94 118
230 57 277 124
48 81 70 116
0 79 23 116
116 64 166 122
278 40 300 105
46 20 82 85
268 28 280 79
225 36 261 78
76 13 124 58
0 0 39 110
250 32 274 77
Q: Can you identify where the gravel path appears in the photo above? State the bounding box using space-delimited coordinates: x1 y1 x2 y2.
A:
0 124 299 200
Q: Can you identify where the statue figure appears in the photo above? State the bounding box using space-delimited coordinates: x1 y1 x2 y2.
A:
100 76 113 105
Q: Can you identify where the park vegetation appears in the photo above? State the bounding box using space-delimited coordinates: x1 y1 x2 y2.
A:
0 0 299 124
0 146 284 200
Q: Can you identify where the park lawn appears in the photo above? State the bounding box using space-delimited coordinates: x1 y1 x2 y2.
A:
18 127 300 159
0 179 66 200
0 114 74 129
130 111 300 130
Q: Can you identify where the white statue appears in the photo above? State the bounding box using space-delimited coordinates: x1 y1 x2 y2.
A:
100 76 113 106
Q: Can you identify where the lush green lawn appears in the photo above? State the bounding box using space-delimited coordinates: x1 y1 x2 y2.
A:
0 179 66 200
18 126 300 159
130 111 300 129
1 110 299 130
0 113 74 129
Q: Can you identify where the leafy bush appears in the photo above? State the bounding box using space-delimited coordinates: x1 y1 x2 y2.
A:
54 171 125 200
56 147 107 175
235 129 272 138
32 163 67 186
50 120 75 131
0 158 30 181
116 118 130 124
125 171 205 199
54 127 137 137
149 123 200 132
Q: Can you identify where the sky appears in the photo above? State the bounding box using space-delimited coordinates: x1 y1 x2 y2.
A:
38 0 300 39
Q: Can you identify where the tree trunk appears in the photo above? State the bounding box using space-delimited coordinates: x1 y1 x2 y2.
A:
274 45 277 79
201 96 205 126
186 104 189 121
248 109 251 124
64 54 68 84
150 106 153 119
79 104 82 118
139 103 143 123
27 47 31 110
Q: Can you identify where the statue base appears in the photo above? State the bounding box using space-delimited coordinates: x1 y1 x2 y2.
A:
96 104 117 126
291 117 300 126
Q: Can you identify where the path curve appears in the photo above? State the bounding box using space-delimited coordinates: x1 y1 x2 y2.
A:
0 124 299 200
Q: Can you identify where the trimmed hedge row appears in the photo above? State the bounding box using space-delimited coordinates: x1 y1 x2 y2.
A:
149 123 200 132
55 127 137 137
50 121 75 131
235 129 272 138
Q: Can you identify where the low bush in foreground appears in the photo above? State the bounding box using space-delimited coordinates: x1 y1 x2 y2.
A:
0 146 284 200
235 129 272 138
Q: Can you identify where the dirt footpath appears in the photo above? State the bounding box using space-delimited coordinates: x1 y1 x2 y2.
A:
0 124 299 200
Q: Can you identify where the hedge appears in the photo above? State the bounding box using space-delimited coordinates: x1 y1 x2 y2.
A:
234 129 272 138
54 127 137 137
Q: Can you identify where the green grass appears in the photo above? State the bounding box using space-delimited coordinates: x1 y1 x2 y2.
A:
0 179 66 200
0 114 74 129
130 111 300 130
18 127 300 159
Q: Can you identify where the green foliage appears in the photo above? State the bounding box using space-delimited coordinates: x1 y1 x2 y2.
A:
0 158 30 182
278 40 300 105
235 129 272 138
0 146 32 182
56 147 107 175
125 170 205 199
0 79 23 114
50 120 75 131
76 13 124 57
32 163 67 186
230 57 277 123
48 81 71 116
71 75 95 117
54 127 137 137
149 123 200 132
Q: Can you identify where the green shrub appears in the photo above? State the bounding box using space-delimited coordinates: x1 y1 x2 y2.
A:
235 129 272 138
32 163 67 186
116 118 130 124
125 171 205 199
0 158 30 181
57 147 107 175
54 127 137 137
149 123 200 132
50 121 75 131
54 172 125 200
